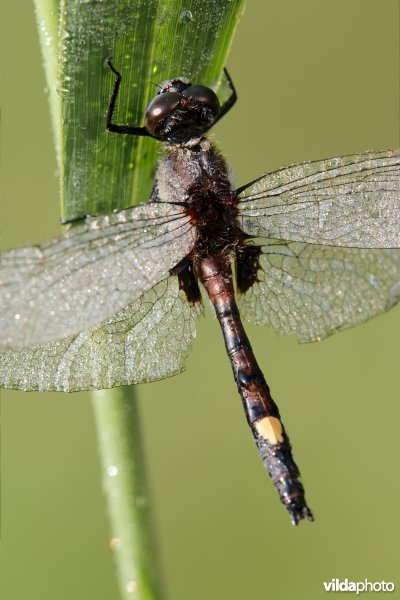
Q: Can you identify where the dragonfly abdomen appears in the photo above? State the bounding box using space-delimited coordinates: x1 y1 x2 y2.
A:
199 254 313 525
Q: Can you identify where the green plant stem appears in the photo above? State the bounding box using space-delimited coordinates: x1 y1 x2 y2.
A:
92 387 164 600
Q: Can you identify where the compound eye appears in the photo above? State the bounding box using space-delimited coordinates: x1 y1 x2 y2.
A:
182 85 220 115
144 92 181 136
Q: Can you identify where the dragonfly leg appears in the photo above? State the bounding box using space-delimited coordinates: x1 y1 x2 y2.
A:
105 58 153 137
210 68 237 128
200 255 313 525
149 182 159 202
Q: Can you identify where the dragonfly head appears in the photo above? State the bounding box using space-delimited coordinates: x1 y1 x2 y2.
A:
144 77 220 144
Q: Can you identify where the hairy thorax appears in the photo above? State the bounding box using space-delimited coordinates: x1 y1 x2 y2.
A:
157 139 242 258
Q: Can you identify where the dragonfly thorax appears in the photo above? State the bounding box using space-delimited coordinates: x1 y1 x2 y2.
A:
144 78 220 144
157 141 233 206
156 141 241 257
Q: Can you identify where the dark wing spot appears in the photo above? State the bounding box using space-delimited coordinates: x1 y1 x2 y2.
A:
170 258 202 305
236 245 262 294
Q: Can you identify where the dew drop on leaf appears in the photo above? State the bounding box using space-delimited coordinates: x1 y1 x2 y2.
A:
179 9 193 24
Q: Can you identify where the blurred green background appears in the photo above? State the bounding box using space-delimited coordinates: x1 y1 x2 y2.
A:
1 1 400 599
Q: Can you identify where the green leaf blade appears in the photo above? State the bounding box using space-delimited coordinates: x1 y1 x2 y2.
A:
59 0 245 220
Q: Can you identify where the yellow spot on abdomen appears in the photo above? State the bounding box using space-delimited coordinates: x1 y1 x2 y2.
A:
255 416 284 445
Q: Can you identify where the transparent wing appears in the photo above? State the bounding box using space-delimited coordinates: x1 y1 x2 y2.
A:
238 241 400 343
0 203 196 348
238 149 400 248
0 276 203 391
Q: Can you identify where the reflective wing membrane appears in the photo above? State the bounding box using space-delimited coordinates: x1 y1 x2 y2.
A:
0 203 196 348
238 149 400 248
238 241 400 343
0 277 203 391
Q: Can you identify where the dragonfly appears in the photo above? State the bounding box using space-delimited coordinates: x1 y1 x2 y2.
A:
1 59 400 525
